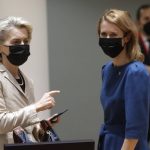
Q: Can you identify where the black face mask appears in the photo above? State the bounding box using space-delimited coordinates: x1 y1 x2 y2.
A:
99 38 124 58
143 21 150 36
6 44 30 66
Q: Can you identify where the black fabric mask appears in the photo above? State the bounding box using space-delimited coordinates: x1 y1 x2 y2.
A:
7 44 30 66
143 21 150 36
99 38 124 58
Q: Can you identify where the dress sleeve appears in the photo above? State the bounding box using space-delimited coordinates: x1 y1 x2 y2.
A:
124 68 150 139
101 64 106 81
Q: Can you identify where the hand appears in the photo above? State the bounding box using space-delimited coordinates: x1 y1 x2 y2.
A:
35 90 60 112
40 114 60 131
48 113 61 124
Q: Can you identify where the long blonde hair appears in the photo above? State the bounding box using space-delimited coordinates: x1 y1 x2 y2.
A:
97 9 144 62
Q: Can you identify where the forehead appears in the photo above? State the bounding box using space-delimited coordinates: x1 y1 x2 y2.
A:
140 8 150 18
100 20 123 34
6 27 29 41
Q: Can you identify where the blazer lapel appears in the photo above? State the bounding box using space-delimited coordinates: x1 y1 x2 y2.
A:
0 64 28 99
20 71 34 103
4 71 27 97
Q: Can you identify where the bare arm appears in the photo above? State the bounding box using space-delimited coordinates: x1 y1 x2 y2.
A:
146 65 150 74
121 139 138 150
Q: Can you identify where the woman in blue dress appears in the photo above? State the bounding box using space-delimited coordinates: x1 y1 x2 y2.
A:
97 9 150 150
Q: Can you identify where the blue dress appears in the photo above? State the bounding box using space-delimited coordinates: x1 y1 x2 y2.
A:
98 61 150 150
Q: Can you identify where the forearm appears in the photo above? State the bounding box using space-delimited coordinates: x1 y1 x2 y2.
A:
146 65 150 73
0 104 40 134
121 139 138 150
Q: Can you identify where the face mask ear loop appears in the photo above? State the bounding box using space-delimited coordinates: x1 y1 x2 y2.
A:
124 32 132 56
3 45 10 47
122 37 126 50
0 45 9 54
123 32 130 49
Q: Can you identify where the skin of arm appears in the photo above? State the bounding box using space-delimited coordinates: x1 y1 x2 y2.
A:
121 139 138 150
146 65 150 73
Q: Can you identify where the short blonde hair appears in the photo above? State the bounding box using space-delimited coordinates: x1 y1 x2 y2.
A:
97 9 144 62
0 16 32 44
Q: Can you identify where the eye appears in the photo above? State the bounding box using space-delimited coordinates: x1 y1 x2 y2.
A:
144 16 150 22
109 33 118 38
100 32 118 38
11 39 22 45
100 32 107 38
10 38 29 45
23 39 29 44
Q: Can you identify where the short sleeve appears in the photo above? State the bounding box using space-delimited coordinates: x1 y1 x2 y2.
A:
124 67 150 139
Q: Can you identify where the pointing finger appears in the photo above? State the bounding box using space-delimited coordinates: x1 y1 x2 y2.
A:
48 90 60 97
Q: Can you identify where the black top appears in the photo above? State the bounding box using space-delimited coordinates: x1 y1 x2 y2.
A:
16 72 25 92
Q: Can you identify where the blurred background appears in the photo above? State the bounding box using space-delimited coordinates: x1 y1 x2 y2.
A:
0 0 149 149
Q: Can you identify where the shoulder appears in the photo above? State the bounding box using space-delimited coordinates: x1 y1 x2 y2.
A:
0 64 6 82
125 61 150 81
101 61 112 80
101 61 112 76
127 61 149 76
102 61 112 72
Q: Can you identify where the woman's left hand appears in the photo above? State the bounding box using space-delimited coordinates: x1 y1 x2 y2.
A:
48 114 61 126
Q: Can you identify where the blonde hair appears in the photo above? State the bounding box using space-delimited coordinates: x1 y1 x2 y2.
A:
0 16 32 44
97 9 144 62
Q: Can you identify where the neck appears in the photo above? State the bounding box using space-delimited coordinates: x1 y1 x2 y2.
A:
2 56 19 78
113 49 130 67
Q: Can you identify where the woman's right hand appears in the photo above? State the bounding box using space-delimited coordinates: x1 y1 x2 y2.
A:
35 90 60 112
